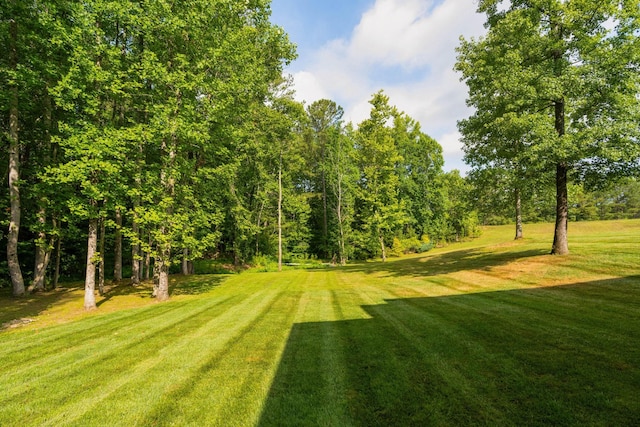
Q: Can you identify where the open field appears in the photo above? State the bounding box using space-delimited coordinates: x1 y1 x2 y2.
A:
1 220 639 426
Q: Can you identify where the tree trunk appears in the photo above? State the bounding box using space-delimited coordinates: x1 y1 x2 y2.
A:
152 254 160 297
551 96 569 255
155 120 177 300
98 216 106 296
7 13 25 297
31 86 54 293
322 168 328 258
84 217 98 310
156 247 170 301
131 217 141 285
32 246 46 292
336 174 346 266
144 233 151 280
113 208 123 281
53 219 61 288
379 234 387 262
552 163 570 255
256 195 264 256
31 207 48 293
182 248 190 275
514 187 523 240
278 151 283 272
30 215 52 293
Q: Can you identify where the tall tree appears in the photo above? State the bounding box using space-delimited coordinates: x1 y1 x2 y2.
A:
393 112 446 243
304 99 345 259
354 92 406 261
5 0 25 295
457 0 640 254
326 125 357 265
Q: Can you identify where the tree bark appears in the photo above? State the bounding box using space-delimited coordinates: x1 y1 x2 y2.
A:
131 216 141 285
379 234 387 262
514 187 523 240
182 248 190 275
113 208 123 281
7 12 25 296
84 217 98 310
31 207 48 293
53 229 61 289
30 215 53 293
551 96 569 255
552 162 570 255
156 251 170 302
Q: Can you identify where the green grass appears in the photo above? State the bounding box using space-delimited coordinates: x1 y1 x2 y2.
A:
1 220 639 426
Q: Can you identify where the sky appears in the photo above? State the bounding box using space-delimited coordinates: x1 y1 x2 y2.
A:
269 0 488 173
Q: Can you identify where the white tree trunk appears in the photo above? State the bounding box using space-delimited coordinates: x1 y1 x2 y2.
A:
156 246 170 301
84 218 98 310
514 187 523 240
7 13 24 296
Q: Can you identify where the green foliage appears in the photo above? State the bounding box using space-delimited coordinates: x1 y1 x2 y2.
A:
458 0 640 252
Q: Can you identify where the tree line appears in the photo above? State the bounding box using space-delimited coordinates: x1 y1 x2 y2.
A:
1 1 477 306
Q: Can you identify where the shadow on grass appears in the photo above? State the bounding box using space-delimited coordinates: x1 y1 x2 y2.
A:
340 248 549 278
0 274 229 327
95 274 229 306
259 276 640 426
0 285 83 330
169 274 229 296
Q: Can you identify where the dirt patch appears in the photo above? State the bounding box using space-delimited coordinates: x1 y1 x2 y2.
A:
1 317 35 330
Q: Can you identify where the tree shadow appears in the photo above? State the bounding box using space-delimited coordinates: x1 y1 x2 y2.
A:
258 276 640 426
95 274 230 306
340 248 549 278
169 274 229 296
0 285 83 331
0 274 230 327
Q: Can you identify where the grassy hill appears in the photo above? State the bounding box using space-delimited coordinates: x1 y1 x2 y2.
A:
1 220 639 426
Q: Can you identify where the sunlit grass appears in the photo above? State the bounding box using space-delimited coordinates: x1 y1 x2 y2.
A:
1 219 639 425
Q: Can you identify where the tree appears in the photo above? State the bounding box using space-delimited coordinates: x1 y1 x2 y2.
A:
303 99 345 259
354 92 406 261
441 171 480 242
4 0 25 296
326 125 357 265
457 0 640 254
392 112 446 244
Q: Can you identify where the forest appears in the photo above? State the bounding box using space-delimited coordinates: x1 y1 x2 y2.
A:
2 0 639 309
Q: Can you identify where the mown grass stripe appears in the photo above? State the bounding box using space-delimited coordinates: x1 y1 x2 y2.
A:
0 295 239 401
37 289 280 427
0 300 189 358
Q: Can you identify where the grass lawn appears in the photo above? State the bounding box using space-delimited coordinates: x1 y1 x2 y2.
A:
1 220 639 426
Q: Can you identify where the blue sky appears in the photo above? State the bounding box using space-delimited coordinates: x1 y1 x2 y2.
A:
269 0 488 172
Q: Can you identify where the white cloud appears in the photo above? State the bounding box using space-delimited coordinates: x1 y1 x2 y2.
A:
290 71 331 104
288 0 487 172
439 130 464 155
